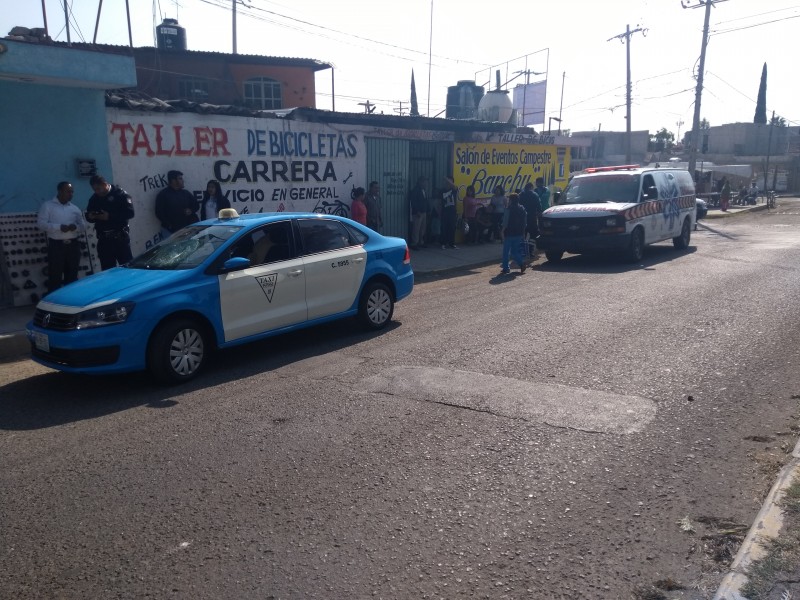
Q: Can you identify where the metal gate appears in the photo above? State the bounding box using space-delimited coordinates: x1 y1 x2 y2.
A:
365 138 410 239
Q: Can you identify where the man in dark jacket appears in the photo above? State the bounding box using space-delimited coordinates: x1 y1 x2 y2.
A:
519 182 542 259
364 181 384 232
500 193 528 274
86 175 135 270
155 170 199 240
408 176 429 249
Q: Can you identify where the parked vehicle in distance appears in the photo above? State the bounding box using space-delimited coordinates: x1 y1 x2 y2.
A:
27 210 413 383
538 165 696 263
696 197 708 221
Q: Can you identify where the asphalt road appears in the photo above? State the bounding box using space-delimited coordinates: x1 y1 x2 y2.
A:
2 200 799 599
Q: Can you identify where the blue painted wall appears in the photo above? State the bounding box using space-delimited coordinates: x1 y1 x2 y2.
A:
0 83 112 213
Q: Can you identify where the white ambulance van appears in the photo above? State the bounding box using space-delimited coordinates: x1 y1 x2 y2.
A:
537 165 696 263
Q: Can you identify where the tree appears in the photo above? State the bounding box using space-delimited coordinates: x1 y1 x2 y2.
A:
649 127 675 151
769 114 787 127
754 63 767 124
683 119 709 146
409 70 419 116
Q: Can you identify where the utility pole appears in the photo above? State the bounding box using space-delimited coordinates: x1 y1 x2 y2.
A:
394 101 407 116
558 71 565 133
608 24 646 163
675 118 684 142
358 100 376 114
232 0 237 54
764 110 774 193
683 0 728 179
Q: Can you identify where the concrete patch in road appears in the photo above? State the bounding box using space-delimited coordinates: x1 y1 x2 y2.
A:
362 366 656 434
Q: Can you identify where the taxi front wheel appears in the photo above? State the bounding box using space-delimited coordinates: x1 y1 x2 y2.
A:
148 317 208 384
358 281 394 330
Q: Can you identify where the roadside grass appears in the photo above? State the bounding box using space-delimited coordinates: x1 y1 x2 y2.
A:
740 478 800 599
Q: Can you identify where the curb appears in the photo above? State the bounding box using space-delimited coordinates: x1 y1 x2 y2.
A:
704 204 769 219
713 437 800 599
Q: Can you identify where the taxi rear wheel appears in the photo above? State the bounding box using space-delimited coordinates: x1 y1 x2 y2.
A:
358 281 394 330
148 318 208 384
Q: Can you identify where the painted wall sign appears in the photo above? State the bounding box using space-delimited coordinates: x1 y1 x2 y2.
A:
106 108 366 255
453 142 571 198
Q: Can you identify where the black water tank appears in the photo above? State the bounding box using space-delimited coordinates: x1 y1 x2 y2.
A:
446 81 485 119
157 18 187 51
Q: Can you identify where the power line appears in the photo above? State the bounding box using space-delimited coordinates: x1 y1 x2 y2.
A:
712 13 800 36
192 0 491 69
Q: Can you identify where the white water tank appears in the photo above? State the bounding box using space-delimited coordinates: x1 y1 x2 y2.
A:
478 89 513 123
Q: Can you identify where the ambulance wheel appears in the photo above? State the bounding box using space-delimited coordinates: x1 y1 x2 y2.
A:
148 317 209 384
625 228 644 263
545 251 563 263
358 281 394 330
673 218 691 250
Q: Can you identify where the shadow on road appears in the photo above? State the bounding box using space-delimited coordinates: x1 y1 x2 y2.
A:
0 319 400 431
534 244 698 274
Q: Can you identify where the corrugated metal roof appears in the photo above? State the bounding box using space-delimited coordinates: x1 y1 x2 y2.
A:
5 38 332 71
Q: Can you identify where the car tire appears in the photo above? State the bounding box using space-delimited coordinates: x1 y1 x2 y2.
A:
148 317 208 384
625 227 644 263
673 218 691 250
545 250 563 263
358 281 394 330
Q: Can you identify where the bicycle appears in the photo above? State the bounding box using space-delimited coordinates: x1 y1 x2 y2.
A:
766 190 776 209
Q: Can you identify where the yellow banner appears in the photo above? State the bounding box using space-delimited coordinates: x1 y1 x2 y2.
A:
453 143 570 198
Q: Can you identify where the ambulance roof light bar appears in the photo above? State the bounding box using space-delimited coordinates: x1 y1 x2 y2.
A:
583 164 641 173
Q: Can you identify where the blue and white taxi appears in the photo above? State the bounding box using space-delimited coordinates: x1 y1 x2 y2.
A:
27 210 413 383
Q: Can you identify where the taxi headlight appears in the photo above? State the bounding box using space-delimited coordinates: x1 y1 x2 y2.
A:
75 302 135 329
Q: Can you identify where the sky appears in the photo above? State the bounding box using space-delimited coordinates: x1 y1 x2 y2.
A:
3 0 799 138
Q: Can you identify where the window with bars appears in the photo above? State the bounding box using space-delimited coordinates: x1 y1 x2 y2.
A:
243 77 282 110
177 77 210 101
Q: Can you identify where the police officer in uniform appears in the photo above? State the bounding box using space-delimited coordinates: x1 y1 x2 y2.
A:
86 174 135 271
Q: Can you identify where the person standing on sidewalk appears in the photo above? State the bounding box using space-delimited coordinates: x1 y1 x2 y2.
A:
350 187 368 225
535 176 551 211
488 185 507 242
438 175 459 249
155 170 199 240
519 182 542 259
199 179 230 220
500 193 527 275
38 181 86 294
720 177 731 212
85 175 135 271
462 185 481 244
408 176 429 250
364 181 384 232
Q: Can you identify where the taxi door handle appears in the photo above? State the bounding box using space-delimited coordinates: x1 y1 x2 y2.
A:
353 257 365 263
288 269 303 277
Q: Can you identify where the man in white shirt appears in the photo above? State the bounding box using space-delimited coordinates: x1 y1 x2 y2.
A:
38 181 86 294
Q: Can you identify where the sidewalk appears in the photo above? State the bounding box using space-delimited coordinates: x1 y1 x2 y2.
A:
0 202 767 362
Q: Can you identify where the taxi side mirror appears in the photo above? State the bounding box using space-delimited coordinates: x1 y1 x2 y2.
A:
221 256 251 272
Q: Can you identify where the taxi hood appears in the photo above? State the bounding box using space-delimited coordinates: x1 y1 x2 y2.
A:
37 267 190 309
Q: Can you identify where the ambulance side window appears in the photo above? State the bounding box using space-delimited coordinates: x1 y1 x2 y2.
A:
642 174 658 201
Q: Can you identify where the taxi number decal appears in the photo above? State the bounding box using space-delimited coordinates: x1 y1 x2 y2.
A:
331 259 350 268
255 273 277 303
